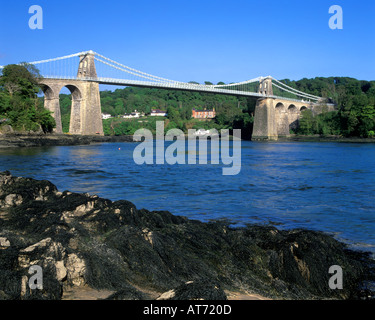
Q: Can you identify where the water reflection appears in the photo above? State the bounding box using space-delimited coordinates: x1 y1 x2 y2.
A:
0 146 54 157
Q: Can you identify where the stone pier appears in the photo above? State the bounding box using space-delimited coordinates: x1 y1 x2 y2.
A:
39 51 103 136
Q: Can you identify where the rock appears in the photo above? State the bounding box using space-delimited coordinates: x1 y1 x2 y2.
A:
20 238 52 254
65 254 86 287
18 238 52 268
0 125 14 134
157 280 227 300
0 290 9 300
0 171 374 300
357 281 375 300
55 261 67 282
156 288 177 300
104 283 151 300
0 237 10 248
3 194 23 208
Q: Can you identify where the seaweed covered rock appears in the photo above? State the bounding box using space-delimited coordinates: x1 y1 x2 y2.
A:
157 280 227 300
0 171 374 300
104 282 152 300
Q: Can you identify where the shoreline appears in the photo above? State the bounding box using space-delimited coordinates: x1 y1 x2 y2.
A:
1 132 375 149
0 133 134 148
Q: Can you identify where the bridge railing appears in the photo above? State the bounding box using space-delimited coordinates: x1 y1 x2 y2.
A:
39 75 325 104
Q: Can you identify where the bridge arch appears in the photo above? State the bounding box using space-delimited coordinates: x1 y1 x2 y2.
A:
275 102 286 111
38 81 85 134
40 84 56 100
60 84 83 135
300 106 308 111
38 78 103 135
39 83 62 133
288 104 299 131
275 102 289 136
288 104 298 112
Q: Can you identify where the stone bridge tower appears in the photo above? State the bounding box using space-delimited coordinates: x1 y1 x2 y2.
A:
252 77 278 140
251 76 333 140
40 50 103 136
257 77 273 96
77 50 97 78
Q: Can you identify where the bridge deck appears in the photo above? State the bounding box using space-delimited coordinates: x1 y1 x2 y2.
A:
40 76 325 105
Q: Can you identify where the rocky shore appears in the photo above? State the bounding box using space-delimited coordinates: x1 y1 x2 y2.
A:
0 133 134 148
0 172 374 300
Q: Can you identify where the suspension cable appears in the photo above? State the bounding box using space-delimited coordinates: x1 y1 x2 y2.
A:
271 82 319 101
212 77 261 88
94 57 173 83
0 50 323 102
271 77 321 100
26 51 89 66
94 52 183 84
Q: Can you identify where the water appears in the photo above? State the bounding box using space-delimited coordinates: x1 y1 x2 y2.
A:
0 140 375 253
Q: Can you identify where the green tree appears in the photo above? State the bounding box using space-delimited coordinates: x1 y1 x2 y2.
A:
358 105 375 137
166 106 181 123
298 109 316 135
114 98 125 116
0 63 55 132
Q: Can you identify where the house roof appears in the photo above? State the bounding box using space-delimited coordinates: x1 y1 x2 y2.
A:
192 108 215 112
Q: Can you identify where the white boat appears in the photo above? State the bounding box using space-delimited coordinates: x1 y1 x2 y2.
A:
194 129 211 136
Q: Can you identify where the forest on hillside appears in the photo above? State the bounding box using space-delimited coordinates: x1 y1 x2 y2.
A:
56 76 375 138
289 77 375 137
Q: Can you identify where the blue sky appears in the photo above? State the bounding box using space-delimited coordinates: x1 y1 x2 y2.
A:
0 0 374 84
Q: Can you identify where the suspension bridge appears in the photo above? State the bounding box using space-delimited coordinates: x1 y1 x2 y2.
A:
0 50 334 140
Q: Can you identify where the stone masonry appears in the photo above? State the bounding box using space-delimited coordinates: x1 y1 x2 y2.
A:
39 52 103 136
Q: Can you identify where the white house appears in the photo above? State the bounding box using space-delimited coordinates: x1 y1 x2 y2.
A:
102 113 112 119
122 110 144 119
150 109 167 117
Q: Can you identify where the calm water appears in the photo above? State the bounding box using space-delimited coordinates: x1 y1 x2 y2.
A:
0 140 374 253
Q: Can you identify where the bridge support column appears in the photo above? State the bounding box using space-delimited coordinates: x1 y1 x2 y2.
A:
75 51 103 136
44 97 62 134
81 82 103 135
68 82 103 135
69 98 82 135
252 98 278 141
